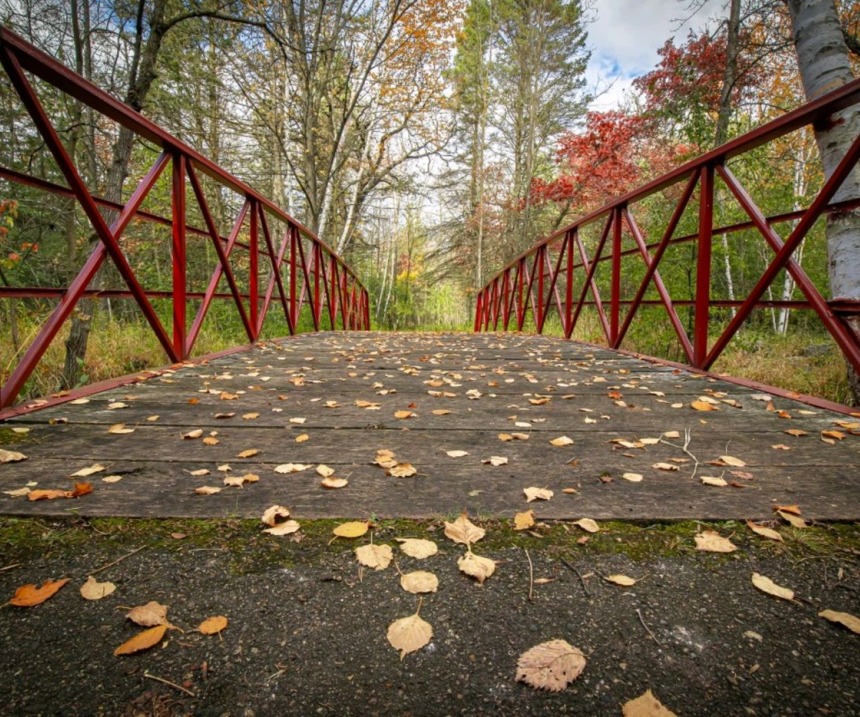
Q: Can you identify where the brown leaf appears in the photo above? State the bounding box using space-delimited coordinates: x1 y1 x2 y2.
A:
524 487 553 502
9 578 70 607
482 456 508 466
457 551 496 584
236 448 259 459
263 520 301 536
549 436 574 447
785 429 808 437
694 530 737 553
199 615 228 635
387 612 433 659
320 476 348 489
107 423 135 434
819 609 860 634
261 505 290 526
80 576 116 601
777 510 808 529
751 572 794 601
604 574 640 587
572 518 599 533
72 482 93 497
515 639 587 692
389 463 417 478
400 570 438 594
774 504 801 515
114 625 169 656
691 399 718 412
182 429 203 440
203 436 220 446
126 601 168 627
394 410 415 419
746 521 783 542
652 462 679 472
396 538 438 559
444 513 486 546
622 688 678 716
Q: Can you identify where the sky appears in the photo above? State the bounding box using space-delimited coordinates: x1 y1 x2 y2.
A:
585 0 724 110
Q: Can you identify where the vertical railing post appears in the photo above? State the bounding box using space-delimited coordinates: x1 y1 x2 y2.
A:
536 245 546 331
695 165 714 367
312 243 322 329
289 225 298 332
249 198 259 339
516 259 525 330
610 206 622 346
171 154 187 359
502 268 511 330
474 289 483 331
565 230 574 338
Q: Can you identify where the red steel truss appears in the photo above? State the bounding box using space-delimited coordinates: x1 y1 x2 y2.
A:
474 78 860 381
0 28 370 414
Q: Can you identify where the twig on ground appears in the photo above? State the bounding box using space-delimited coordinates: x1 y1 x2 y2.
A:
90 546 146 576
560 557 591 597
660 428 699 480
144 671 195 697
524 548 534 602
0 563 23 573
636 608 662 645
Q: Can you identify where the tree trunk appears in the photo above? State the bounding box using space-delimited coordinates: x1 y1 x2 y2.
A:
787 0 860 403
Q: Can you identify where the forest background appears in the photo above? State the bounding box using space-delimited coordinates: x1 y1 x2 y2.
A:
1 0 860 404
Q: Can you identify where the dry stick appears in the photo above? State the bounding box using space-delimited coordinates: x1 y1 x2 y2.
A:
660 428 699 480
143 671 195 697
560 557 590 597
524 548 534 602
0 563 23 573
90 546 146 576
636 608 662 646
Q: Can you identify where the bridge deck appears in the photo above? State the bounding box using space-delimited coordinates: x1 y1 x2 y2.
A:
1 331 858 521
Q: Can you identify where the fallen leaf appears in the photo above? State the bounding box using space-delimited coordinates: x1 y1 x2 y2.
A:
0 448 27 463
194 486 222 495
80 576 116 600
126 601 168 627
389 463 417 478
573 518 599 533
785 429 808 437
819 609 860 634
203 436 220 446
822 430 846 441
482 456 508 466
223 473 258 488
695 530 737 553
458 551 496 584
550 436 574 447
444 513 486 546
751 572 794 601
604 574 640 587
289 417 307 424
652 462 679 472
691 399 719 412
114 625 169 656
108 423 135 434
188 469 210 477
774 504 801 515
387 612 433 659
263 520 301 536
295 434 309 443
236 448 259 459
396 538 438 559
72 482 93 497
274 463 312 474
70 463 105 478
261 505 290 526
746 521 783 541
333 521 369 539
182 429 203 440
9 578 70 607
515 639 586 692
445 450 469 458
622 688 678 716
430 409 451 415
394 410 415 419
524 487 554 502
199 616 228 635
400 570 438 594
622 472 644 483
321 476 348 489
242 412 259 420
716 455 746 467
3 487 31 497
701 475 728 487
514 510 535 531
777 510 808 529
316 464 335 478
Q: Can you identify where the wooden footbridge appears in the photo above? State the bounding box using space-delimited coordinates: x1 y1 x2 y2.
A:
1 30 859 522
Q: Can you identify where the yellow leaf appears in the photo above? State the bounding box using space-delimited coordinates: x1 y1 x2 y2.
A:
694 530 737 553
819 609 860 634
515 639 586 692
126 601 168 627
604 574 639 587
691 399 718 412
430 409 451 415
316 464 335 477
387 612 433 659
182 429 203 440
457 551 496 584
396 538 438 559
785 429 808 437
514 510 535 531
114 625 168 656
549 436 574 447
236 448 259 459
108 423 135 434
444 513 486 546
80 576 116 601
261 505 290 526
400 570 438 594
777 510 808 529
242 412 259 420
295 434 309 443
483 456 508 466
652 462 679 472
394 410 415 419
203 436 220 446
9 578 70 607
194 486 221 495
622 472 643 483
524 487 553 502
746 521 783 542
188 469 209 477
700 476 727 487
70 463 105 477
446 450 469 458
717 455 746 467
333 521 369 539
274 463 311 474
622 688 678 716
389 463 417 478
751 572 794 601
199 615 228 635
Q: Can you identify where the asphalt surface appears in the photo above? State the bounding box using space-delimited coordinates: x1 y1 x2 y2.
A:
1 517 859 716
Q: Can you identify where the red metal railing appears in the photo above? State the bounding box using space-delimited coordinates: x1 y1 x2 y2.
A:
0 28 370 414
474 79 860 381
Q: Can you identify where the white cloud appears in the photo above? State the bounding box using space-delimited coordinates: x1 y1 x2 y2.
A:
585 0 725 110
